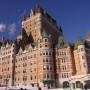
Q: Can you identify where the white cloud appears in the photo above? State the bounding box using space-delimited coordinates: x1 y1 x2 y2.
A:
0 23 17 38
8 23 16 34
0 24 6 32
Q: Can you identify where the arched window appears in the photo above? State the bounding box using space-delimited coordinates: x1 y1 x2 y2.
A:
63 81 69 88
85 80 90 89
76 81 82 88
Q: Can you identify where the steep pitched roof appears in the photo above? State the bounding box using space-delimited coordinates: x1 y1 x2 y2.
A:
86 32 90 41
74 37 84 49
56 36 70 48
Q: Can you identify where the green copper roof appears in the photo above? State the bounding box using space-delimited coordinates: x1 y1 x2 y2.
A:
56 36 70 48
86 32 90 41
74 37 84 49
42 30 48 38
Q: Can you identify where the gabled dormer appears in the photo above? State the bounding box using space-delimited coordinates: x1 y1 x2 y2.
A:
17 47 23 55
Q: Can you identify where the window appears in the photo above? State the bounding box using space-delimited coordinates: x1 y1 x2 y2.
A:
47 74 49 78
62 73 64 78
35 76 36 79
30 76 32 80
82 56 85 59
62 73 67 78
23 70 26 73
46 51 48 55
43 74 46 79
60 52 61 56
43 52 45 55
18 78 19 81
81 48 84 51
49 52 51 55
40 45 42 48
64 73 66 78
63 81 70 88
23 76 27 81
50 66 52 70
45 39 48 42
46 58 48 62
23 63 27 67
47 66 49 70
62 66 66 71
64 66 66 70
43 58 48 62
8 67 9 71
66 73 68 78
45 45 48 47
43 58 45 62
76 81 82 88
43 66 46 70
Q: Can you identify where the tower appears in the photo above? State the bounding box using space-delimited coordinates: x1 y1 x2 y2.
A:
22 4 63 45
74 37 88 75
55 36 75 88
37 30 55 88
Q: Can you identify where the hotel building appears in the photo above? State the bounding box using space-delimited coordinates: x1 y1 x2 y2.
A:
0 40 15 86
0 4 90 89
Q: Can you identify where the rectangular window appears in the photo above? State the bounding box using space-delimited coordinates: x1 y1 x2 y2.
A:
82 56 85 59
45 39 48 42
81 48 84 51
46 58 48 62
30 76 32 80
45 45 48 47
43 58 45 62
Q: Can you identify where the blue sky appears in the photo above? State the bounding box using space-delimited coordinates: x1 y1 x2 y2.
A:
0 0 90 42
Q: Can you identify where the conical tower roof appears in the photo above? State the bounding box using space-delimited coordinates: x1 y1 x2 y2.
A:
42 30 48 38
74 37 84 49
56 36 69 48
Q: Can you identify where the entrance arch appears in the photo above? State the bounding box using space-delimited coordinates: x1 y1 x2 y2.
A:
63 81 69 88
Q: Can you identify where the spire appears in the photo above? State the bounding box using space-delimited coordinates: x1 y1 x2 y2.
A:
42 30 48 38
33 4 43 14
59 26 63 36
34 4 42 10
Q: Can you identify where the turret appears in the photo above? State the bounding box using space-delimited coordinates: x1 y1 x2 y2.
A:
74 37 88 75
37 30 55 88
